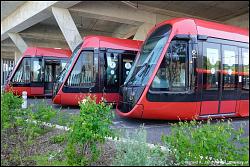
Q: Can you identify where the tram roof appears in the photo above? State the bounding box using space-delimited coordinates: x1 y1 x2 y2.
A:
149 18 249 43
81 35 143 51
23 47 72 58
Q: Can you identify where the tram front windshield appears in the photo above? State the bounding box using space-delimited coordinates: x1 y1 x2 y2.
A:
125 24 172 86
53 43 83 97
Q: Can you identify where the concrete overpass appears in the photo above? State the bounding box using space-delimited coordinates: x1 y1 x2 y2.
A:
1 1 249 85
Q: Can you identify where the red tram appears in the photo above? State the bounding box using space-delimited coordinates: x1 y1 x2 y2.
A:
52 35 142 106
5 47 71 96
117 18 249 120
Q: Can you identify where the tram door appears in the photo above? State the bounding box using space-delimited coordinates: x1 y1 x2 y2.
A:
102 50 120 102
44 59 61 95
101 49 135 103
200 41 239 116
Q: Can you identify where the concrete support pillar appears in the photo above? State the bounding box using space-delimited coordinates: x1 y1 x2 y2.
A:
52 7 82 51
8 33 28 54
133 23 155 41
14 50 22 64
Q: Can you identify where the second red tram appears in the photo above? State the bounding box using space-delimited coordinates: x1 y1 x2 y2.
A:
4 47 71 96
117 18 249 120
52 35 142 106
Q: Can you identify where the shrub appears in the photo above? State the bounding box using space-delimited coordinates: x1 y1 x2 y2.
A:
1 91 23 130
1 91 57 166
65 95 115 166
31 100 57 129
50 134 67 144
161 119 249 166
112 127 170 166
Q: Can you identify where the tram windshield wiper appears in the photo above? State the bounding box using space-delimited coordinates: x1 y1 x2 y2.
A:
125 51 154 86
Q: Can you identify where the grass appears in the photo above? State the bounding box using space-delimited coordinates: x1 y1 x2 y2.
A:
28 152 68 166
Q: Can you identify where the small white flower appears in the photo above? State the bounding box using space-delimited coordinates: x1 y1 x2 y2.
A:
81 99 87 104
48 154 54 161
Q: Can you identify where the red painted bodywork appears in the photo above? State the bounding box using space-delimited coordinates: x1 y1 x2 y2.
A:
116 18 249 120
53 36 143 106
5 47 71 96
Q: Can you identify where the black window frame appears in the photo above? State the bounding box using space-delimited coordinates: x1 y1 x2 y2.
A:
10 56 31 86
62 48 99 93
148 39 191 95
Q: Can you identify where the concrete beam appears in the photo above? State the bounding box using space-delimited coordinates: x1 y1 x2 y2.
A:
133 23 155 41
1 45 17 53
52 7 82 51
131 2 221 23
8 33 28 53
1 1 81 41
69 1 157 26
1 50 15 60
112 24 139 39
223 13 249 29
2 35 69 52
18 23 113 42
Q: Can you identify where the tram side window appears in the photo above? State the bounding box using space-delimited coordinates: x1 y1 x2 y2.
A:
222 45 238 90
202 42 221 90
31 58 42 82
242 48 249 90
66 51 96 87
122 53 134 83
105 52 119 88
12 58 31 83
151 40 188 92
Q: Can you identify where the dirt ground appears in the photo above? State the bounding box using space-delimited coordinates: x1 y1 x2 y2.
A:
1 128 116 166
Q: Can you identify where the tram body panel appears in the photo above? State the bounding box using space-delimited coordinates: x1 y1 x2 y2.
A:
116 18 249 120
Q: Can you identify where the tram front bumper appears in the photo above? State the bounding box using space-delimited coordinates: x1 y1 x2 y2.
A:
52 94 61 104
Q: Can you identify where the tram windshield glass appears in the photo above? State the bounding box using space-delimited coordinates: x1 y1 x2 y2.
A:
125 24 171 86
52 43 82 97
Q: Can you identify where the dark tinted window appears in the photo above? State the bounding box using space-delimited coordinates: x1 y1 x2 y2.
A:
125 24 171 86
105 52 119 88
12 57 31 83
222 45 238 90
31 58 42 82
66 51 96 87
202 42 221 91
151 40 188 92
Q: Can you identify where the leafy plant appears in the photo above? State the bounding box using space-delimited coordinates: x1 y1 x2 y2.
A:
29 151 68 166
65 95 115 166
50 134 67 144
1 91 58 166
1 91 23 130
112 127 170 166
161 119 249 166
32 100 57 128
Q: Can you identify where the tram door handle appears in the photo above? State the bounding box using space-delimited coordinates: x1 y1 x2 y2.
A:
89 87 92 93
239 76 242 83
102 87 106 95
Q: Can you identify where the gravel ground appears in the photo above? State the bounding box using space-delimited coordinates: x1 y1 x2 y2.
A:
1 127 117 166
